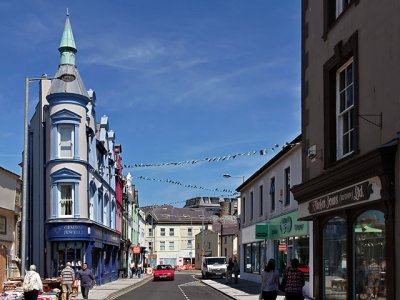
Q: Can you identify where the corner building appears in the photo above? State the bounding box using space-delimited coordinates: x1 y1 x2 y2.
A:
27 15 120 283
292 1 400 299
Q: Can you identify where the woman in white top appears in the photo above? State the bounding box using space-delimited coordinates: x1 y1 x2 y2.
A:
23 265 43 300
260 259 280 300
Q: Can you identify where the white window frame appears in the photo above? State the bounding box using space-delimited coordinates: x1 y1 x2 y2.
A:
187 240 193 249
160 228 165 236
336 58 355 159
59 183 74 217
160 241 165 251
188 228 192 237
169 241 174 251
169 228 174 236
58 125 74 158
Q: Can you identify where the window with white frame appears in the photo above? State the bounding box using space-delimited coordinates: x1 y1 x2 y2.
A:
160 228 165 236
188 228 192 236
169 241 174 250
187 240 192 249
160 241 165 251
169 228 174 236
148 228 153 237
337 58 355 159
58 125 74 158
59 184 73 217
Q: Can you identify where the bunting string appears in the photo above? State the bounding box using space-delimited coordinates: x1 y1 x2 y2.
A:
134 175 239 195
123 142 299 168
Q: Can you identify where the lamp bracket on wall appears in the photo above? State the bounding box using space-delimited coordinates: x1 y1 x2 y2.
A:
358 112 382 128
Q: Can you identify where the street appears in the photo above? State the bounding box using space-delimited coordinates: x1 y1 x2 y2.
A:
116 272 231 300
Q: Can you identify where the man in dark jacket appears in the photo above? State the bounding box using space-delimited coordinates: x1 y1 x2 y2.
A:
76 263 96 300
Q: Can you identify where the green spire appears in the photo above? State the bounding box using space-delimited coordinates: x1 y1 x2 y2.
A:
58 11 77 65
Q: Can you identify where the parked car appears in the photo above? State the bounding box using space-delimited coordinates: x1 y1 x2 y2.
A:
201 256 227 279
153 264 175 281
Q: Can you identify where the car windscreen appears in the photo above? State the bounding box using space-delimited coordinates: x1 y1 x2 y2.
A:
156 265 173 270
206 258 226 265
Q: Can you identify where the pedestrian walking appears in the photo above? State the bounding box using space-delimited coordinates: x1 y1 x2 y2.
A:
76 263 96 300
137 262 142 278
226 257 234 284
23 265 43 300
60 262 75 300
233 258 240 284
260 259 279 300
130 260 136 278
282 258 305 300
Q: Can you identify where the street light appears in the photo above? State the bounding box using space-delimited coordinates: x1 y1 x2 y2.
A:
22 73 75 275
223 174 245 183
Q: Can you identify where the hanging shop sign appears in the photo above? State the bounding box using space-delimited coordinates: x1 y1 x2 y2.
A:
299 176 382 218
132 246 141 254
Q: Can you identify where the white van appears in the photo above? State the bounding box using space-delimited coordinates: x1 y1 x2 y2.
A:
201 256 227 279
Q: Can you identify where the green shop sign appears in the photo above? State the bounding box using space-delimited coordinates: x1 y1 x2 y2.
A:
255 224 269 239
255 211 308 240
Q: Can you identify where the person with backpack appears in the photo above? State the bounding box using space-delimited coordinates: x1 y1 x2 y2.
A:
23 265 43 300
282 258 305 300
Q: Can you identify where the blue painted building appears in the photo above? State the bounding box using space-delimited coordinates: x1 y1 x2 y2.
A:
27 14 120 284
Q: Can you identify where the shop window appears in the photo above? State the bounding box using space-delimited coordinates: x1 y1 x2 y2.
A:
289 236 310 281
244 243 252 273
323 216 347 300
59 184 73 217
354 210 386 300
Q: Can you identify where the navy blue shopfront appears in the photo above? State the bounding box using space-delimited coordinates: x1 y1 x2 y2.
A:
47 223 120 284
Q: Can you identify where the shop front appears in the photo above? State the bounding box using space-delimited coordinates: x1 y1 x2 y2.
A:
47 223 120 284
241 211 311 295
292 146 395 300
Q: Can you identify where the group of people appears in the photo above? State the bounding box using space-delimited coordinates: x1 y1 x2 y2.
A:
225 257 240 284
260 258 305 300
129 260 143 278
22 262 96 300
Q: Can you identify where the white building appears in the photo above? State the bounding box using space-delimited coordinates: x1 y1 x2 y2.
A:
237 135 313 298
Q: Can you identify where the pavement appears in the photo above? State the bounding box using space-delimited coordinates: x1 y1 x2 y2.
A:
71 271 287 300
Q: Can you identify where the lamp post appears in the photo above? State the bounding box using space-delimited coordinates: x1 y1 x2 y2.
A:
22 73 75 275
223 174 245 183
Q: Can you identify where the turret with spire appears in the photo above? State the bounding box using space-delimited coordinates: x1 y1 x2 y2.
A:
47 11 89 99
59 10 77 66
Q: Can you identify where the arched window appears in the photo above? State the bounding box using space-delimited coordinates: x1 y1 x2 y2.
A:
323 216 347 299
354 210 386 299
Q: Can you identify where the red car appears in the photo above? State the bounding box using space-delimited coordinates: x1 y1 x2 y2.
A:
153 264 175 281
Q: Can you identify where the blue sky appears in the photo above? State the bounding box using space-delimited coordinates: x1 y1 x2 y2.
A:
0 1 301 207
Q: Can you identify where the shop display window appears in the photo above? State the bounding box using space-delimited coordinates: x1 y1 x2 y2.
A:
354 210 386 300
323 216 347 300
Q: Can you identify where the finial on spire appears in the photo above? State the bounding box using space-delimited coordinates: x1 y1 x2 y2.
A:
66 8 69 16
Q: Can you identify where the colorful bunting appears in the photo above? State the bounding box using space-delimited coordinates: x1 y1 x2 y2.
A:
123 142 299 168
